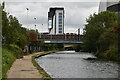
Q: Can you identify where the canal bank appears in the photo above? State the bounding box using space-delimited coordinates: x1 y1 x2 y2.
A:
35 51 119 78
32 50 58 78
7 52 43 78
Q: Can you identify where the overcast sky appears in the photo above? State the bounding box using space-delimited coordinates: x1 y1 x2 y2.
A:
3 0 101 34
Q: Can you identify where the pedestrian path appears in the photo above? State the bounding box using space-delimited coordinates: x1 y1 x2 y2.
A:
7 52 42 78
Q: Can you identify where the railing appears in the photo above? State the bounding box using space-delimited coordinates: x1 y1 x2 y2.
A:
37 34 82 41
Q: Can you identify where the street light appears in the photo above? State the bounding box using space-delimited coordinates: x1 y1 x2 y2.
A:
41 24 43 33
40 24 43 39
26 8 29 28
34 18 37 30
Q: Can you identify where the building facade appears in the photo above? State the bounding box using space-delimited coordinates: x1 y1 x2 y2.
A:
48 7 64 34
99 0 120 13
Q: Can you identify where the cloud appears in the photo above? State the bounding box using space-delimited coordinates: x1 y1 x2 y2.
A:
5 2 99 33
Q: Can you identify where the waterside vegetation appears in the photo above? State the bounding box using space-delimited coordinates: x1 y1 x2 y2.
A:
74 11 120 62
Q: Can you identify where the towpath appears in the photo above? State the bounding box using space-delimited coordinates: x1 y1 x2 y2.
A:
7 52 42 78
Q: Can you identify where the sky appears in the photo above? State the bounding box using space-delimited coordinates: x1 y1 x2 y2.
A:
3 0 101 34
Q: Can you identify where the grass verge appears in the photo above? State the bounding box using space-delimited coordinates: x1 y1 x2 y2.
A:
2 44 22 79
32 50 57 78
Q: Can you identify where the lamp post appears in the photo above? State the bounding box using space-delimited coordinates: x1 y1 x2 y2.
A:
26 8 29 28
41 24 43 39
34 18 37 31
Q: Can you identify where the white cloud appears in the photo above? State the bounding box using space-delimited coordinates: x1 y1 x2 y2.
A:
5 2 99 33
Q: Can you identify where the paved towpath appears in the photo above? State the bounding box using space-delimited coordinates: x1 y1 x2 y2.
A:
7 52 42 78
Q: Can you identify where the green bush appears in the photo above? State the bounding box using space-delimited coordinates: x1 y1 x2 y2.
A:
3 44 22 58
105 46 119 61
2 48 16 78
96 46 119 61
72 44 81 52
2 44 22 78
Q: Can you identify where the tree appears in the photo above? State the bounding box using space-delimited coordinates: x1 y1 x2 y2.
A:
83 24 104 53
82 11 118 53
2 2 33 48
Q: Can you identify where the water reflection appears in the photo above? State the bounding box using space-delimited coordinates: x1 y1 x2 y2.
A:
35 51 119 78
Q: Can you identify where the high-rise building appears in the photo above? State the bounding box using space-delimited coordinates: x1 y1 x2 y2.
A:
99 0 120 13
48 7 64 34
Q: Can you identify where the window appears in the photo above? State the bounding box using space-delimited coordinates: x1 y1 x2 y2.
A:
59 25 62 27
59 22 62 24
59 19 62 22
59 16 62 19
59 28 62 30
59 13 62 15
59 31 62 33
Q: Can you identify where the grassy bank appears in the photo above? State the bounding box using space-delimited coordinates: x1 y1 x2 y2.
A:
2 44 22 78
95 46 120 62
32 50 57 78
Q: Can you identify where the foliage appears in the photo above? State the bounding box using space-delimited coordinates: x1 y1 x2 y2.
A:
2 44 22 78
97 27 118 53
72 44 81 52
1 2 37 49
82 11 119 61
3 44 22 58
83 25 104 52
2 48 16 78
45 44 64 51
105 46 119 61
83 11 118 53
1 2 37 78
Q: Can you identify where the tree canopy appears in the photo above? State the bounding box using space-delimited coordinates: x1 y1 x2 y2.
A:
82 11 119 59
1 2 37 48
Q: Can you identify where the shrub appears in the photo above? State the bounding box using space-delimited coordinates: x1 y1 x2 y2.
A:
105 46 119 61
3 44 22 58
2 44 22 78
72 44 81 52
2 48 16 78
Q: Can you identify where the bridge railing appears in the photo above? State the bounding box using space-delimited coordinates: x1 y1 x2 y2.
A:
37 34 82 41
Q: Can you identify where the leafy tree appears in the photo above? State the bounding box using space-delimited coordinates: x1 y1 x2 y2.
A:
97 27 118 53
82 11 118 53
83 25 104 53
2 2 33 48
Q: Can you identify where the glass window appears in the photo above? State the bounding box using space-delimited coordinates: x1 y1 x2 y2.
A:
59 16 62 19
59 28 62 30
59 25 62 27
59 19 62 22
59 13 62 15
59 22 62 24
59 31 62 33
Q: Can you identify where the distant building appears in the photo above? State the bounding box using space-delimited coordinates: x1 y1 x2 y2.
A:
48 7 64 34
99 0 120 13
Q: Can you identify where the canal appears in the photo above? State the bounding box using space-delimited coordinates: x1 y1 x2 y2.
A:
35 51 119 78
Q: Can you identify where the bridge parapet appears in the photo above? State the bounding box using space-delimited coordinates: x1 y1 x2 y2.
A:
37 34 82 41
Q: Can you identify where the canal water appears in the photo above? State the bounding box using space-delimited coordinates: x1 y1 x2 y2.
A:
35 51 119 78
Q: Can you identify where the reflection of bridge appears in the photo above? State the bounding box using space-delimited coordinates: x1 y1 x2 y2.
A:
37 33 83 44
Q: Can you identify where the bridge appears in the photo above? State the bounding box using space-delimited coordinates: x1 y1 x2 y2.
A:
29 33 83 52
37 33 83 44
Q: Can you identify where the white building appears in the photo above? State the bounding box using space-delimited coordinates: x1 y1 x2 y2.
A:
48 7 64 34
99 0 120 13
